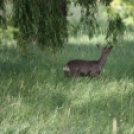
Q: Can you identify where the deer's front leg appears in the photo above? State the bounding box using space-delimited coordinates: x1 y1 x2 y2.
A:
94 70 101 78
73 69 81 79
88 70 101 78
94 73 101 78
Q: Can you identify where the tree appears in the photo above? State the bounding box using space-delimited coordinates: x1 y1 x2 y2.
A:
0 0 6 29
72 0 133 45
0 0 134 50
12 0 68 50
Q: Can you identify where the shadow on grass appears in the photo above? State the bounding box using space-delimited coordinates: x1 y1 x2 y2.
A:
69 86 134 133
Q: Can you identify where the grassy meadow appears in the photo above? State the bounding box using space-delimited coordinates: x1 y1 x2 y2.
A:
0 29 134 134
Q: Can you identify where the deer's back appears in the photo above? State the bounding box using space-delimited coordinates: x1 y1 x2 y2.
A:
67 59 100 74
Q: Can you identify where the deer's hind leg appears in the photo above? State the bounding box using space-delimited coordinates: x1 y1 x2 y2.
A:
72 69 81 79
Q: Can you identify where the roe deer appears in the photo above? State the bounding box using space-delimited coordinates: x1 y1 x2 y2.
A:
63 44 113 78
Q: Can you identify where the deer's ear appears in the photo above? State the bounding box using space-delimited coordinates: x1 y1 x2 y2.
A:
96 44 103 50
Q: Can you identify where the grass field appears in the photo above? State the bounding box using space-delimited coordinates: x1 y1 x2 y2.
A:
0 30 134 134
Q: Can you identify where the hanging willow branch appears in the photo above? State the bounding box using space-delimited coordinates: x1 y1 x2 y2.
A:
10 0 127 50
37 0 68 48
77 0 98 38
0 0 6 29
12 0 68 50
73 0 126 45
12 0 35 50
106 15 125 45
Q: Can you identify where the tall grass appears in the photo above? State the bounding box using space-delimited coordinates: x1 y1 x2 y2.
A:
0 31 134 134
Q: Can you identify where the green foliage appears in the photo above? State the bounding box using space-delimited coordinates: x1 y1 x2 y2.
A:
1 0 134 50
100 0 113 6
37 0 68 48
74 0 98 38
12 0 36 50
104 0 134 45
12 0 68 49
70 0 134 45
0 0 7 29
106 16 126 45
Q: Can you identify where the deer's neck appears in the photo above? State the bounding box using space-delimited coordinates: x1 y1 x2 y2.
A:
98 53 108 69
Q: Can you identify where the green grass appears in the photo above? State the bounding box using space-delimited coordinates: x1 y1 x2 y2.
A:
0 32 134 134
